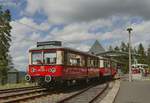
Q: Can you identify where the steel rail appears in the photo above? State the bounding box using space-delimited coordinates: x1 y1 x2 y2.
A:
1 92 49 103
0 88 46 99
57 83 109 103
0 86 40 94
0 87 48 103
89 83 108 103
57 85 93 103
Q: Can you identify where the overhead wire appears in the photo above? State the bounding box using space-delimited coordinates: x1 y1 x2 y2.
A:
11 0 48 32
10 0 71 44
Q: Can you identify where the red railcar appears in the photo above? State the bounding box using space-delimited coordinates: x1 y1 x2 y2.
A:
99 57 117 79
25 41 117 87
25 41 100 86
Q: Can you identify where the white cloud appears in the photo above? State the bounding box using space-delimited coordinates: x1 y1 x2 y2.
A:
44 19 112 42
131 21 150 48
24 0 150 23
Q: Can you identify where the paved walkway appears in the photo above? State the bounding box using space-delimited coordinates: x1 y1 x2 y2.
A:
114 80 150 103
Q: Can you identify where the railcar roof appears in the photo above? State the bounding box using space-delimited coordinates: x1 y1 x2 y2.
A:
30 46 64 50
29 46 98 57
132 64 148 66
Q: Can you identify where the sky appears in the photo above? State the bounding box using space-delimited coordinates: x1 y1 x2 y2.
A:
1 0 150 71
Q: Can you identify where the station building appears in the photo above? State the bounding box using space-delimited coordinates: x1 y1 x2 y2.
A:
7 69 26 84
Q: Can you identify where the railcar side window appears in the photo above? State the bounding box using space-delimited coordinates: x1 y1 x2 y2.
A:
104 61 109 68
94 59 98 67
44 52 56 64
87 57 98 67
69 58 80 66
112 62 117 68
99 60 104 68
32 52 42 65
67 52 85 66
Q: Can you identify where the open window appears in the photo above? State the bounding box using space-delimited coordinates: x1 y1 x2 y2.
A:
67 52 85 67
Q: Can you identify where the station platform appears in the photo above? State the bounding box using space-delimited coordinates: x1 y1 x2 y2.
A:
114 80 150 103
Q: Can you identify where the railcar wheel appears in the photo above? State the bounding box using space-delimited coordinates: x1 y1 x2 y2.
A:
67 81 71 86
45 75 52 83
25 75 31 81
86 78 89 84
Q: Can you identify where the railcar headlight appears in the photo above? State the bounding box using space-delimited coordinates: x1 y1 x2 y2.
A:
31 68 36 72
49 68 56 73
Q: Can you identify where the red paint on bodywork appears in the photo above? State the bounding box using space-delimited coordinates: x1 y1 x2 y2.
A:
88 68 99 77
27 65 100 79
99 67 111 76
62 67 88 79
28 65 63 77
111 68 117 76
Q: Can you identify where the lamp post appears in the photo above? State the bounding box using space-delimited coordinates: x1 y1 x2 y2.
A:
127 27 133 82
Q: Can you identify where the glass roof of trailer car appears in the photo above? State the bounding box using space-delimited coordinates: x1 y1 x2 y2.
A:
132 64 148 66
29 46 98 57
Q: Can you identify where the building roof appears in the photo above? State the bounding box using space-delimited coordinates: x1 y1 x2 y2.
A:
88 40 105 55
96 50 140 57
8 68 18 73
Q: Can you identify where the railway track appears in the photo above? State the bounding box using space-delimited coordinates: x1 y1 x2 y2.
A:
57 83 109 103
0 86 40 94
0 79 118 103
0 86 48 103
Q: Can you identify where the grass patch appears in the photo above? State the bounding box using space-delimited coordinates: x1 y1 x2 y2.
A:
0 83 35 90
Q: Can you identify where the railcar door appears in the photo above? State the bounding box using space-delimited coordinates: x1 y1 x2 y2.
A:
99 59 111 77
87 57 99 79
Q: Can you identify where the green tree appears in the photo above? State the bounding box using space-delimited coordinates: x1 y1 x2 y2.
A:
0 7 12 84
132 47 137 54
8 55 14 69
108 45 113 51
126 43 131 52
137 43 146 64
114 46 120 51
120 42 127 52
147 45 150 66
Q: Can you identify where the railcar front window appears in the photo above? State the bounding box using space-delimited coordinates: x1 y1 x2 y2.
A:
32 52 42 65
44 52 56 64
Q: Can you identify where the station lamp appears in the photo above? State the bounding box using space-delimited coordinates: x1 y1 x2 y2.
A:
127 27 133 82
